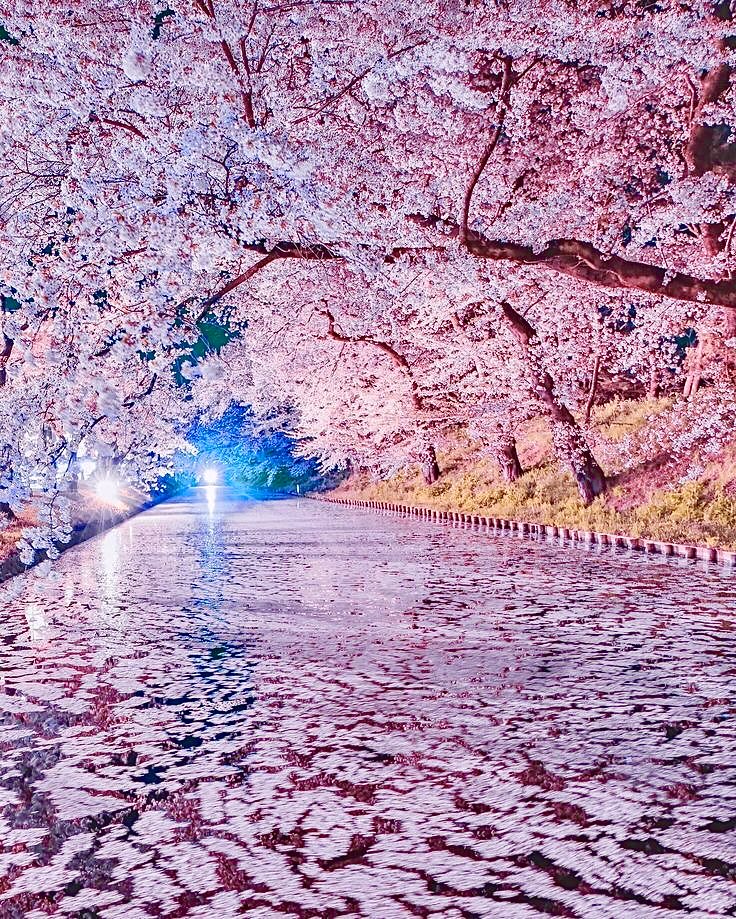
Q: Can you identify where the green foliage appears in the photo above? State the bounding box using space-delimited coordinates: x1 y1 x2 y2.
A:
704 492 736 530
186 404 333 493
193 317 234 354
0 24 19 45
152 8 174 39
594 396 672 442
172 308 243 386
1 295 21 313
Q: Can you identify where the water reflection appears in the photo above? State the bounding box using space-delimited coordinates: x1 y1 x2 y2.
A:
205 483 217 515
0 494 735 917
100 526 120 581
23 601 48 642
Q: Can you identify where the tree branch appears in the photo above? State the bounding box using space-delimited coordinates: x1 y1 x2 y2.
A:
199 241 339 314
461 55 513 244
684 62 731 177
413 213 736 309
316 305 424 410
0 334 13 388
98 117 147 140
123 373 158 408
683 59 732 257
499 300 535 345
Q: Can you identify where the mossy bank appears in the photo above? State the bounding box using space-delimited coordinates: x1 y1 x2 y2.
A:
330 399 736 552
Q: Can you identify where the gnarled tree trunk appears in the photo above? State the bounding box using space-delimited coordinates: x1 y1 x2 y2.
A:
500 301 606 505
682 57 736 394
546 400 607 506
0 441 16 519
0 334 12 388
497 436 522 482
422 444 440 485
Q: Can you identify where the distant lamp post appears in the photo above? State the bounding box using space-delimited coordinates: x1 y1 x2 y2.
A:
202 468 218 485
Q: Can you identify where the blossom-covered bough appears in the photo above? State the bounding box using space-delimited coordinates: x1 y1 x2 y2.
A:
0 0 734 557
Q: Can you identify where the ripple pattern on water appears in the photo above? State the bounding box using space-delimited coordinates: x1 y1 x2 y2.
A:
1 490 736 918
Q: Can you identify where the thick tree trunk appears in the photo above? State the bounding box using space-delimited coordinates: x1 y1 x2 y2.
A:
500 301 606 505
0 334 12 388
422 445 440 485
684 59 735 394
547 404 607 506
648 361 660 399
497 437 522 482
584 355 601 424
0 452 16 519
684 335 706 398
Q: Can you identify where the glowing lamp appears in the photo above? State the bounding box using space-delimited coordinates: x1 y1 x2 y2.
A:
95 478 119 504
202 468 218 485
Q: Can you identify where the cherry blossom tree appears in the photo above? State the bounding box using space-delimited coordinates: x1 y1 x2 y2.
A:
0 0 735 524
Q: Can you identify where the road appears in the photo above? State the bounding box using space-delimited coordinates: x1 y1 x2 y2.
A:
1 489 736 918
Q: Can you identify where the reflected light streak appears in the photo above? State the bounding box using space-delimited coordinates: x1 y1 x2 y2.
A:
100 528 121 612
24 602 48 642
205 484 217 514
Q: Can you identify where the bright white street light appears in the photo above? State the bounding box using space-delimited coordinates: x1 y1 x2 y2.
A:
202 468 218 485
95 477 120 504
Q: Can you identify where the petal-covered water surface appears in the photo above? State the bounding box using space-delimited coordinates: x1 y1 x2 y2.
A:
1 490 736 918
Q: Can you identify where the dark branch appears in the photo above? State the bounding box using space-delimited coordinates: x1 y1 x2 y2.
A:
412 213 736 310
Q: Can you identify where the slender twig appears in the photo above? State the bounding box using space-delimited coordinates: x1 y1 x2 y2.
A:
460 56 513 245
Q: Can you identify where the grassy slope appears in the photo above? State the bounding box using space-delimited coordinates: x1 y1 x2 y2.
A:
332 399 736 550
0 486 152 578
0 494 99 569
0 516 31 565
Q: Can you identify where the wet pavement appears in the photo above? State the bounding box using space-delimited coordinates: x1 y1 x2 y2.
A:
1 489 736 918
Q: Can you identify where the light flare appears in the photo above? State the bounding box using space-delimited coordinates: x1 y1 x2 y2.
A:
95 478 120 505
202 468 219 485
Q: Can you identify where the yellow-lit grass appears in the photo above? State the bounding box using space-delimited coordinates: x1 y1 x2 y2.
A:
332 398 736 550
0 507 38 564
